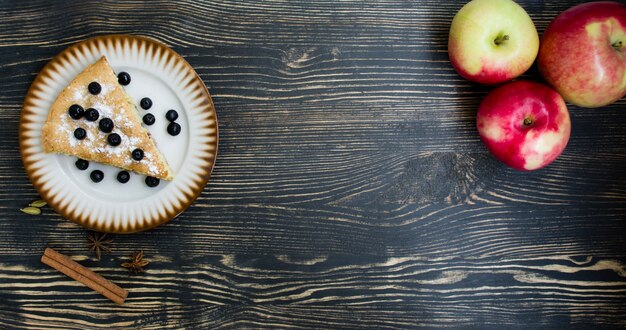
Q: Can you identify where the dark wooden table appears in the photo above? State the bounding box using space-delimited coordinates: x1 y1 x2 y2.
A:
2 0 626 328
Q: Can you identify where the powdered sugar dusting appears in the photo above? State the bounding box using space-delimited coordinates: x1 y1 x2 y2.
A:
144 152 160 175
59 117 77 147
114 113 134 129
72 88 87 102
71 83 113 102
99 83 112 96
59 113 99 149
91 100 114 118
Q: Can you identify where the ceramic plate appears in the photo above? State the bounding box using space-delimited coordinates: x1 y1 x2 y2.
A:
19 35 218 233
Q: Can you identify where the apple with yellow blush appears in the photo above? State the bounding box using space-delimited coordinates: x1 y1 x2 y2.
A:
448 0 539 84
538 1 626 108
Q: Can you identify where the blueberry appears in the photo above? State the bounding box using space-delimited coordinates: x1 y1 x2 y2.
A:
117 72 131 86
142 113 155 126
132 148 144 161
98 118 114 133
73 127 86 140
85 108 99 121
167 122 181 136
165 109 178 122
117 171 130 183
107 133 121 146
68 104 84 120
75 158 89 170
140 97 152 110
88 82 101 95
90 170 104 183
145 176 160 187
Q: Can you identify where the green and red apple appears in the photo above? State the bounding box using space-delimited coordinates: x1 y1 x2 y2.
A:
538 1 626 108
477 81 571 171
448 0 539 84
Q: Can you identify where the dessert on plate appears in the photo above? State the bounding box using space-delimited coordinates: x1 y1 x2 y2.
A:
41 56 174 180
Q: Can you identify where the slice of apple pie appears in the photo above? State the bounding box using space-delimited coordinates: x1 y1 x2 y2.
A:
41 56 174 180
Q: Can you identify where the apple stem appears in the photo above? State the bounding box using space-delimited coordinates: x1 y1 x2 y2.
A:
613 40 623 50
494 34 509 46
523 118 533 127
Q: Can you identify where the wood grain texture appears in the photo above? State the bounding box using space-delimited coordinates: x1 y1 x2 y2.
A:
1 0 626 328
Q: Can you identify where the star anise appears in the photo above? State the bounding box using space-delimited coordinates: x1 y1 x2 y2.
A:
87 231 112 261
121 250 149 274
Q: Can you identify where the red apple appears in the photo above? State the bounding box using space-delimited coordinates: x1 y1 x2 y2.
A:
448 0 539 85
538 1 626 108
477 81 571 171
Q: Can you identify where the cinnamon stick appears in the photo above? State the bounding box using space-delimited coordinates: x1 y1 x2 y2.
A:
41 247 128 305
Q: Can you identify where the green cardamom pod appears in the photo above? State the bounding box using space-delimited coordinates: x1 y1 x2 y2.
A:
29 200 47 208
20 207 42 215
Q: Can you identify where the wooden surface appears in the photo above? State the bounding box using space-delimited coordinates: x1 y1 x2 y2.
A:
2 0 626 328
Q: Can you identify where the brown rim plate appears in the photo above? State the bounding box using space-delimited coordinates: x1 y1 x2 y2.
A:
19 35 218 233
